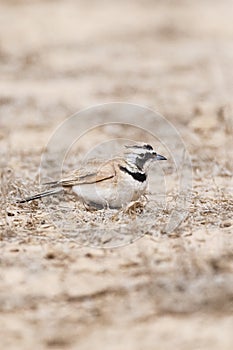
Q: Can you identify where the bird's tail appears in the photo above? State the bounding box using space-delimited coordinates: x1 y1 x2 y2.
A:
17 187 63 203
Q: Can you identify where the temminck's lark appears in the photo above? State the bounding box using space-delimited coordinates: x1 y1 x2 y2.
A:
18 143 167 209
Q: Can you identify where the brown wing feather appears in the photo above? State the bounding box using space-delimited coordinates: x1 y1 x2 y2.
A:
59 161 117 187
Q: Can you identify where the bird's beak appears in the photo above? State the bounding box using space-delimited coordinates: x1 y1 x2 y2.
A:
156 153 167 161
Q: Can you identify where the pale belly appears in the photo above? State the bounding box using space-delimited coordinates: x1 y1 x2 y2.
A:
72 177 147 209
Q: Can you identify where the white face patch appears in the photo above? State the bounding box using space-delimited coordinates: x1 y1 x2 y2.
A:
124 144 157 170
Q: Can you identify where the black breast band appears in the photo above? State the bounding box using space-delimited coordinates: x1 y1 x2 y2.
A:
119 166 147 182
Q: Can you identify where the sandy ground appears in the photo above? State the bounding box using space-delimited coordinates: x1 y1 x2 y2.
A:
0 0 233 349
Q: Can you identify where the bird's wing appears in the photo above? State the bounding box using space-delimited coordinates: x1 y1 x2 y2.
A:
59 161 117 187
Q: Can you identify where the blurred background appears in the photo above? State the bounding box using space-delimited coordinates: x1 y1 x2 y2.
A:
0 0 232 154
0 1 232 350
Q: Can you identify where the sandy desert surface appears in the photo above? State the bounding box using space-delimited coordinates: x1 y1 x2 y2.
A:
0 0 233 349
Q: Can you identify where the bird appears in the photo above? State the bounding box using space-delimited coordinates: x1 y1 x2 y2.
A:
17 143 167 209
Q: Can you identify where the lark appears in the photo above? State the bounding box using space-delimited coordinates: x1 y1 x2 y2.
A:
18 143 167 209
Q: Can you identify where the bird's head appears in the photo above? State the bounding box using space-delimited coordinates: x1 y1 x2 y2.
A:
124 143 167 171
